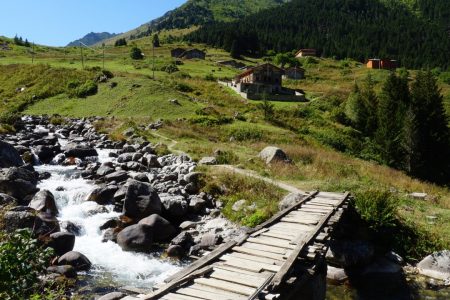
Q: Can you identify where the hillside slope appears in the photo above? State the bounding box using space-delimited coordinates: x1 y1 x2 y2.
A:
100 0 290 44
67 32 118 47
187 0 450 69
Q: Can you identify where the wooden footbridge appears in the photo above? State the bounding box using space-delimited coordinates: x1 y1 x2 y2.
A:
125 191 350 300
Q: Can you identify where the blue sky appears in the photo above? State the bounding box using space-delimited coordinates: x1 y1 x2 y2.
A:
0 0 186 46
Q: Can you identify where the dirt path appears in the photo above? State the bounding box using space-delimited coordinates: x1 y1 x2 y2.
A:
151 132 308 195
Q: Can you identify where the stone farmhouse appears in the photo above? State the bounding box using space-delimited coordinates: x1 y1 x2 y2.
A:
170 48 206 60
220 63 305 102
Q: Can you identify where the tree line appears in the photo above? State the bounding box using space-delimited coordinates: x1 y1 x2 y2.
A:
346 71 450 184
186 0 450 69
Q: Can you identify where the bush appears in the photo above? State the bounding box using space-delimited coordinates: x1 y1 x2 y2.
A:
174 82 193 93
204 73 215 81
189 116 233 126
354 189 399 230
161 64 179 74
67 80 98 98
114 38 127 47
0 229 54 299
216 150 239 164
0 111 20 125
229 126 263 141
130 47 143 60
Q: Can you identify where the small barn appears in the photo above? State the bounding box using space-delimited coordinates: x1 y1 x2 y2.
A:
295 49 317 58
367 59 398 70
283 67 305 80
179 49 206 60
171 48 186 58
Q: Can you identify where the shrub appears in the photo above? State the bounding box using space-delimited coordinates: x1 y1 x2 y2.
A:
229 126 263 141
243 210 269 227
189 116 233 126
0 229 54 299
114 38 127 47
216 150 239 164
130 47 143 60
67 80 98 98
354 189 399 230
204 73 215 81
0 111 20 125
161 64 179 74
174 82 193 93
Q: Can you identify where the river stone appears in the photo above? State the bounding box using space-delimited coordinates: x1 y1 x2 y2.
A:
232 199 247 212
417 250 450 281
3 206 38 232
102 228 119 243
34 145 57 164
96 164 114 177
258 146 292 165
198 157 218 165
278 192 304 211
0 193 18 208
28 189 58 216
199 233 223 249
97 292 126 300
0 167 38 203
160 194 188 217
87 185 118 205
105 171 129 183
327 265 348 284
47 265 77 279
117 224 154 252
138 214 176 242
57 251 92 271
0 140 23 168
171 231 194 251
63 143 98 158
123 180 162 220
49 232 75 256
166 245 184 258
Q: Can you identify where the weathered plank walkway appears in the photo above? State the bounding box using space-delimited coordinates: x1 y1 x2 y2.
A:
125 191 350 300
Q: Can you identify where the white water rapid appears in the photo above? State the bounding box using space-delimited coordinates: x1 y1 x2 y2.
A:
35 145 180 290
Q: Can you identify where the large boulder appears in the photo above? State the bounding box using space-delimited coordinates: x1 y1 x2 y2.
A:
57 251 91 271
97 292 126 300
278 193 305 211
138 214 176 242
0 141 23 168
46 265 77 279
28 190 58 216
117 224 154 252
49 232 75 256
160 194 188 217
0 167 38 203
105 171 129 183
123 180 162 220
2 207 59 236
417 250 450 281
87 185 118 205
0 193 18 208
259 146 292 165
63 143 98 159
34 145 58 164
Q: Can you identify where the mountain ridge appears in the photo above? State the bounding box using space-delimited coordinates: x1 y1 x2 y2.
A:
67 32 118 47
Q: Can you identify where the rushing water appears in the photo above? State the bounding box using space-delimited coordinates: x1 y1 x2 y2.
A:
35 145 181 291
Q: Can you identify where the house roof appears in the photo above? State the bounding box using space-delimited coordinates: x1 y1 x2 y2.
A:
295 48 317 56
235 63 284 79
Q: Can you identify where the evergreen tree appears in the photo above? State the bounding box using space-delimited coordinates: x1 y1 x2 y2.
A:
345 83 368 133
409 71 450 183
152 34 160 47
24 39 30 47
360 73 378 136
375 72 409 168
130 47 144 60
230 40 240 59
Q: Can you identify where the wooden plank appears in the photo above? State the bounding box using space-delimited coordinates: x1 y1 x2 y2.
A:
247 237 296 250
240 242 288 255
233 246 287 261
189 283 248 300
220 255 281 273
250 228 269 237
261 231 295 241
141 266 213 300
163 240 237 284
210 269 267 288
162 293 204 300
271 222 314 231
281 217 319 225
268 192 350 291
247 191 318 235
227 252 283 266
214 264 270 278
194 278 255 296
176 287 234 300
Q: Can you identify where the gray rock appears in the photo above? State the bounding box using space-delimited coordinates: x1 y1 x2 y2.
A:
326 240 375 268
417 250 450 281
0 140 23 168
138 214 176 242
198 157 218 165
0 193 18 208
278 193 304 211
97 292 126 300
49 232 75 256
34 145 58 164
63 143 98 158
189 197 206 213
171 231 193 250
105 171 129 183
96 164 114 177
184 172 202 184
144 154 161 168
117 224 153 252
87 185 118 205
327 265 348 284
199 233 223 249
160 194 188 217
46 265 77 279
232 199 247 212
61 221 83 236
3 206 38 232
57 251 92 271
123 180 162 220
179 221 197 230
0 167 38 203
102 228 118 243
28 190 58 216
258 146 291 165
166 245 184 258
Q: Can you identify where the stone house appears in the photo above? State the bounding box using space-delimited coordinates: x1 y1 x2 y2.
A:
179 49 206 60
170 48 186 58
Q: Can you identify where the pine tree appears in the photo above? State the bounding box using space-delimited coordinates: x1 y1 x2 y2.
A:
360 73 378 136
152 34 160 47
230 40 240 59
409 71 450 183
345 83 369 132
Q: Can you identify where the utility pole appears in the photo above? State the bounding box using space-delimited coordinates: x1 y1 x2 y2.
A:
80 43 85 70
102 43 105 70
31 42 35 64
152 41 155 80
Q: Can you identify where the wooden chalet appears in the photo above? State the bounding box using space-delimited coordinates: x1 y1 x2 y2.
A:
367 58 398 70
295 49 317 58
